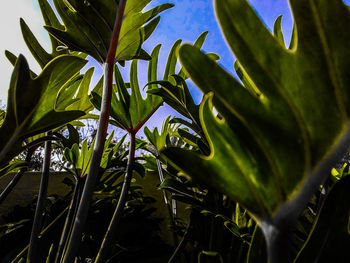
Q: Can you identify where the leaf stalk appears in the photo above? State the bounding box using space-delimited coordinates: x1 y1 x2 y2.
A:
61 1 127 262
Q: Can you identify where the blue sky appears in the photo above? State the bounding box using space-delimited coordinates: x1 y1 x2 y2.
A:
1 0 350 128
142 0 295 126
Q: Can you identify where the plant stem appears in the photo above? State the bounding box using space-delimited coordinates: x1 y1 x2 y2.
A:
61 1 127 262
155 153 178 246
168 217 192 263
260 220 291 263
27 138 52 263
11 207 69 263
55 177 84 263
94 132 136 263
0 146 37 205
260 125 350 263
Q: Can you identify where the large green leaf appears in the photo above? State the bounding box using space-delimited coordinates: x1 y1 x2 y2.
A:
163 94 276 215
7 0 94 124
0 55 86 167
163 0 350 220
44 0 173 63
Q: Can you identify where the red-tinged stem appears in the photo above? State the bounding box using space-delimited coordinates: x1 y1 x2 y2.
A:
27 137 52 263
128 102 163 134
94 132 136 263
61 1 127 262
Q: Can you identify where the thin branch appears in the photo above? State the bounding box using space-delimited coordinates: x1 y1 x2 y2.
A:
94 132 136 263
55 177 84 263
155 152 179 246
168 217 192 263
11 207 69 263
61 1 128 262
27 137 52 263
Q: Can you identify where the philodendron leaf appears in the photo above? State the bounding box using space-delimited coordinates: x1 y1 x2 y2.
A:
45 0 173 63
91 44 164 132
0 55 86 167
63 131 117 178
164 94 276 216
144 116 179 153
146 32 217 134
165 0 350 221
294 175 350 263
56 67 98 118
14 0 72 70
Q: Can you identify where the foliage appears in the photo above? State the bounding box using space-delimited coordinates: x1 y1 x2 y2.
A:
0 55 86 168
0 0 350 262
45 0 173 64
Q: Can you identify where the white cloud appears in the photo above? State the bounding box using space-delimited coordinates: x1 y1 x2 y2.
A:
0 0 50 105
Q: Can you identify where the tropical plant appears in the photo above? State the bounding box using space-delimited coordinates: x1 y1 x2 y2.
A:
157 0 350 262
1 0 350 262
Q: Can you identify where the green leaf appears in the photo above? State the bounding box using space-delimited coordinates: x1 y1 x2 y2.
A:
163 94 276 215
38 0 66 54
163 39 182 81
0 160 28 179
64 131 123 177
273 15 285 46
45 0 173 63
17 0 71 70
178 128 199 147
294 176 350 263
5 50 37 78
20 18 53 68
64 67 96 114
145 33 218 142
0 110 5 128
55 124 80 149
178 31 210 79
172 0 350 220
0 54 86 167
234 61 262 98
91 47 163 131
144 116 179 153
147 76 200 129
169 117 200 134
